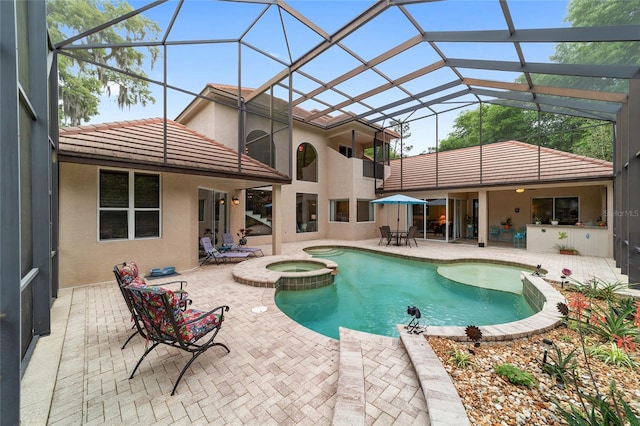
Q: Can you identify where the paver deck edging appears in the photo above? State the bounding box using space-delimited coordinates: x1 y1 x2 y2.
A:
398 325 470 426
423 274 564 341
332 327 366 426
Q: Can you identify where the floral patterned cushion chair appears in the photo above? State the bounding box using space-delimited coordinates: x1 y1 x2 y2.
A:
113 262 190 349
123 284 230 395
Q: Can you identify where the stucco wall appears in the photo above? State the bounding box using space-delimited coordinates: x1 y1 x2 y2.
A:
488 185 608 230
59 162 245 287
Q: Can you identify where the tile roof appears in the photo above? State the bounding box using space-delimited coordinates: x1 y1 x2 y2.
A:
179 84 399 138
382 141 613 192
58 118 290 183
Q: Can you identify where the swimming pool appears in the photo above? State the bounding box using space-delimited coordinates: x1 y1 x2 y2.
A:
274 248 535 339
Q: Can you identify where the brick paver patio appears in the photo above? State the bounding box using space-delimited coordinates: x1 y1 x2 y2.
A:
21 238 632 425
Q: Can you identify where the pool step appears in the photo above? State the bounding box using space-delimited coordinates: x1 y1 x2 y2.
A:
332 328 366 425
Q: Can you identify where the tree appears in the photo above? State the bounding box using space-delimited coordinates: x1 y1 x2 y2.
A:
438 0 632 160
438 105 535 151
572 123 614 161
47 0 161 125
390 119 412 158
543 0 640 92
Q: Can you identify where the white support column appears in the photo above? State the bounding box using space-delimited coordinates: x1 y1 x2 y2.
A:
477 190 488 246
606 182 614 258
272 184 282 255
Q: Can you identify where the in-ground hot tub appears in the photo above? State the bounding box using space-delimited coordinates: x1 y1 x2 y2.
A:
267 260 326 273
269 259 337 290
232 256 338 290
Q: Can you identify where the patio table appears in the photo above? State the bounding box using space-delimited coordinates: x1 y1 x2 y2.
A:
390 230 409 246
499 228 514 242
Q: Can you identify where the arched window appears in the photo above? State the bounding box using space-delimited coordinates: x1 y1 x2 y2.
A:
296 142 317 182
246 130 275 168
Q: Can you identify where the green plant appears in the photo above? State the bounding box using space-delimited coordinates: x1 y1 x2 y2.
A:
559 335 572 343
590 342 635 368
578 278 627 301
543 344 578 385
555 380 640 426
554 231 579 253
448 346 474 368
586 302 639 343
494 363 536 387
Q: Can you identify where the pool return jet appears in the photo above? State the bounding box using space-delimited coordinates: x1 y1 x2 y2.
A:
405 305 424 334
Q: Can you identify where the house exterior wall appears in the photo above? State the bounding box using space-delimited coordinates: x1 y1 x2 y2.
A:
180 101 383 245
59 162 242 287
487 185 608 230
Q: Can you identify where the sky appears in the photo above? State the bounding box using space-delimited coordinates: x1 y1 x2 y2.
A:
87 0 573 155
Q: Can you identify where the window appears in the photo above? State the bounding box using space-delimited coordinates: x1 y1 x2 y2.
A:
330 200 349 222
339 145 353 158
246 129 275 168
245 188 272 236
357 199 374 222
99 170 160 240
532 196 579 225
296 142 317 182
296 193 318 232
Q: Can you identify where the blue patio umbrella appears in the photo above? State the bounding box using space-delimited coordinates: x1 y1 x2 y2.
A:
371 194 428 234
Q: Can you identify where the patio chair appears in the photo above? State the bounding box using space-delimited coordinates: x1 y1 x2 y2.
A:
513 228 526 248
200 236 250 265
378 225 392 245
113 262 191 349
489 226 500 241
403 226 419 247
221 232 264 257
123 285 230 395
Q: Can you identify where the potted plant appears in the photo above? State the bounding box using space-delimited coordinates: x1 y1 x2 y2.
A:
237 228 252 246
533 216 542 225
554 231 578 255
551 218 559 226
500 217 512 230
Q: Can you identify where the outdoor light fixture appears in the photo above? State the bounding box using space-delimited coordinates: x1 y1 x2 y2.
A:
515 188 525 193
405 305 423 334
219 199 225 205
231 196 240 206
542 338 553 365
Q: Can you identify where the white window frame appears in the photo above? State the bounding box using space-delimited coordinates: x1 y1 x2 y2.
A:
98 168 162 241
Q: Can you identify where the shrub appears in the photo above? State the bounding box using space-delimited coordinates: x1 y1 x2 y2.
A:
543 343 578 385
586 302 638 343
448 346 474 369
494 363 536 387
590 342 635 369
578 277 627 301
555 380 640 426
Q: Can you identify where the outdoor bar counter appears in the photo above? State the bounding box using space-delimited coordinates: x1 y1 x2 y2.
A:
526 224 612 257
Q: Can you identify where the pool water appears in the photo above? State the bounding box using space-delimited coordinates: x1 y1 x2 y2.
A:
267 261 325 272
274 248 535 339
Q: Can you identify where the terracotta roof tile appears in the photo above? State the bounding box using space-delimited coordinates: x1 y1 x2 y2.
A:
59 118 289 182
383 140 612 191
